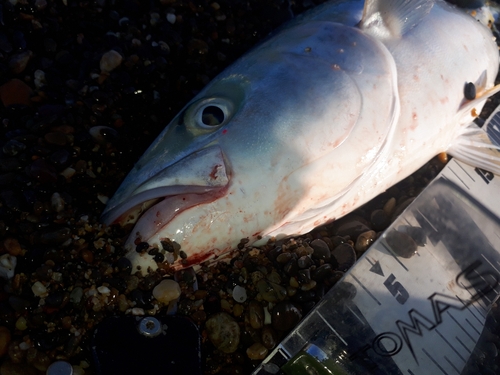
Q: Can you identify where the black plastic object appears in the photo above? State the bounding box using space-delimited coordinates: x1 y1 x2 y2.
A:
91 315 201 375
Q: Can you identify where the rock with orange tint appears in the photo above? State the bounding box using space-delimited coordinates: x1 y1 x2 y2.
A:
0 79 33 107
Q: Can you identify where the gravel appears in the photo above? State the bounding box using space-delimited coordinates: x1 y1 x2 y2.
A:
0 0 499 374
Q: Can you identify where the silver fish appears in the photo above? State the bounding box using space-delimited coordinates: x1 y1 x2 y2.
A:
102 0 500 274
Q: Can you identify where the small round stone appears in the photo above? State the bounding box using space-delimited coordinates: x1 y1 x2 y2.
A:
385 230 418 258
152 279 181 304
232 285 247 303
261 326 278 350
4 238 22 256
272 302 302 332
100 50 123 73
31 281 47 296
0 326 11 357
205 312 240 353
310 239 331 261
246 343 268 360
331 243 357 272
248 300 264 329
46 360 73 375
355 230 377 253
370 209 389 231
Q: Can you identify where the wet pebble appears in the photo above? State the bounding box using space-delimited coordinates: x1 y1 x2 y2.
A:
3 238 22 257
0 326 11 357
0 79 33 107
246 343 268 360
261 326 278 349
9 50 33 74
2 140 26 157
232 285 247 303
256 279 287 303
248 300 264 329
385 230 418 258
310 239 331 261
370 209 390 231
355 230 377 253
205 312 240 354
397 225 427 247
331 243 356 272
272 302 302 332
152 279 181 304
100 50 123 73
44 132 68 146
335 219 370 239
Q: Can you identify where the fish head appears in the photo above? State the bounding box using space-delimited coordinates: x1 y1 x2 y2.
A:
102 21 399 273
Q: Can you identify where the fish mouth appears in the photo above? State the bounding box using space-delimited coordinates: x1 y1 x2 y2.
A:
101 145 230 236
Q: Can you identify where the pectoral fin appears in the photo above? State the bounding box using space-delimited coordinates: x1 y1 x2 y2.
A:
448 118 500 176
359 0 434 39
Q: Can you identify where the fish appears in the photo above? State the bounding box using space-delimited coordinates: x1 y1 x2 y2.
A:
102 0 500 275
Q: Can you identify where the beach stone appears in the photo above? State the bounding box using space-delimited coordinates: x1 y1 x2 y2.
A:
0 79 32 107
355 230 377 253
332 243 357 272
0 326 11 357
310 239 331 261
246 343 268 360
100 50 122 73
152 279 181 304
205 312 240 353
272 302 302 332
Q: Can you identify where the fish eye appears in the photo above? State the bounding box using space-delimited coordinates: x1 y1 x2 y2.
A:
201 105 226 126
184 97 234 134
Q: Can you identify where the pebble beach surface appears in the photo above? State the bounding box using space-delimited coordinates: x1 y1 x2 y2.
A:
0 1 500 374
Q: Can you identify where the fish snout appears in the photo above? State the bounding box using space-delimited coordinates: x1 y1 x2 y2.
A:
101 145 230 228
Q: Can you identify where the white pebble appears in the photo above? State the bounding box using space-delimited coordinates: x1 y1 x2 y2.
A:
51 192 65 212
153 279 181 304
232 285 247 303
166 13 176 24
31 281 47 296
97 286 110 295
132 307 145 316
19 342 30 350
165 252 175 264
60 167 76 179
100 50 123 73
0 254 16 280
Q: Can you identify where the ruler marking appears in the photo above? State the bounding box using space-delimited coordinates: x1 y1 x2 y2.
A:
351 274 381 305
455 336 472 354
277 345 291 360
316 311 348 346
457 289 488 316
455 294 486 322
365 257 375 266
448 164 470 190
435 328 466 362
346 305 366 326
447 312 477 344
297 330 306 342
454 160 476 183
465 318 481 336
380 242 409 272
415 208 439 232
444 356 461 374
481 253 500 275
422 348 450 375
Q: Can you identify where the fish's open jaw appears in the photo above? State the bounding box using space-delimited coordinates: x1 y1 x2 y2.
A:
127 185 229 243
101 145 230 227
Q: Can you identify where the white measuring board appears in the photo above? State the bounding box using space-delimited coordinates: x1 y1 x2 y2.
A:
254 159 500 375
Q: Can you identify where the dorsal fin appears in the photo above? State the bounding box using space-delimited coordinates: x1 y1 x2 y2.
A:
359 0 434 40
